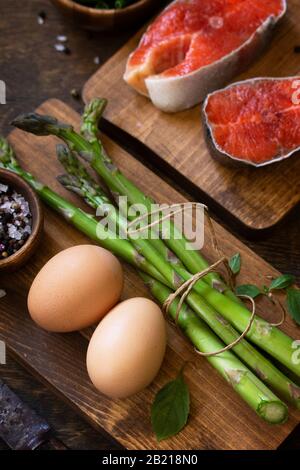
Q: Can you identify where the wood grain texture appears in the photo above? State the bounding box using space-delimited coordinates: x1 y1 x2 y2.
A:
0 357 120 451
83 0 300 232
1 0 300 450
0 99 300 450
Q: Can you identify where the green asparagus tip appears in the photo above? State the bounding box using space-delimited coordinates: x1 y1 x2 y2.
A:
56 143 83 170
57 173 79 187
11 113 72 136
56 143 75 167
56 143 98 188
83 98 108 123
57 174 83 194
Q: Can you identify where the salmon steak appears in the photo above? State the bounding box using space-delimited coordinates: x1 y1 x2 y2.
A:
203 77 300 167
124 0 286 113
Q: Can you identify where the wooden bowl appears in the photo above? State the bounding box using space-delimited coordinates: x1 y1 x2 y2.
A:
0 169 44 272
50 0 158 31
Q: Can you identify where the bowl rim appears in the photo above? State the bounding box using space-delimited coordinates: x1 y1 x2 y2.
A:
0 168 43 270
55 0 153 15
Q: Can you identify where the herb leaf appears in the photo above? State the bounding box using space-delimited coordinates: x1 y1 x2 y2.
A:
286 288 300 325
229 253 241 275
236 284 261 299
151 370 190 442
269 274 295 291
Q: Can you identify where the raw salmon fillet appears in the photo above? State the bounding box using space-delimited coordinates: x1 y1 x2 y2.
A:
203 77 300 167
124 0 286 112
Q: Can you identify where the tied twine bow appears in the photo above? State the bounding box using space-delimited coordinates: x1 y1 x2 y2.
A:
127 203 286 357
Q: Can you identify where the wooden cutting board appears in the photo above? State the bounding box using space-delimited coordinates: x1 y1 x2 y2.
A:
83 0 300 233
0 99 300 450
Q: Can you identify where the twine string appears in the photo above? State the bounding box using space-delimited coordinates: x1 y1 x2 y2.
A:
162 263 286 357
127 202 286 356
193 294 256 357
127 202 234 289
163 257 227 325
162 258 257 357
268 294 286 327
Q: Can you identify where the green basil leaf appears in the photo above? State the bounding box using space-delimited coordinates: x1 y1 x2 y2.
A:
235 284 261 299
151 371 190 442
229 253 241 275
286 288 300 326
269 274 295 291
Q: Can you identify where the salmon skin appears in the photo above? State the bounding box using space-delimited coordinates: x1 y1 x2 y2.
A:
203 77 300 167
124 0 286 113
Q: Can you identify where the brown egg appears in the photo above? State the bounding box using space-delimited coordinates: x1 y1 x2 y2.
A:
86 297 167 399
28 245 123 332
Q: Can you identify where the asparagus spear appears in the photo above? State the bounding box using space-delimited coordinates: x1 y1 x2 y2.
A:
0 138 288 424
20 113 240 299
81 98 238 300
11 112 300 378
140 272 288 424
11 104 235 301
58 148 300 408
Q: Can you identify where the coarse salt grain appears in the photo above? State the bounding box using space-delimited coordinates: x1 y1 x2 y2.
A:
0 184 8 193
57 35 68 42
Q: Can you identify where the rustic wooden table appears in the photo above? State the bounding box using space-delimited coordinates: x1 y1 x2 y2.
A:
0 0 299 450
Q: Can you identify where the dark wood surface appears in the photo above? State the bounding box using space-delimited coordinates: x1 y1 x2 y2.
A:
83 0 300 232
0 0 299 450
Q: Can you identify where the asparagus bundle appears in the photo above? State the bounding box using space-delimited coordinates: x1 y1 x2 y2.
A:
11 108 300 379
57 145 300 409
0 137 289 423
